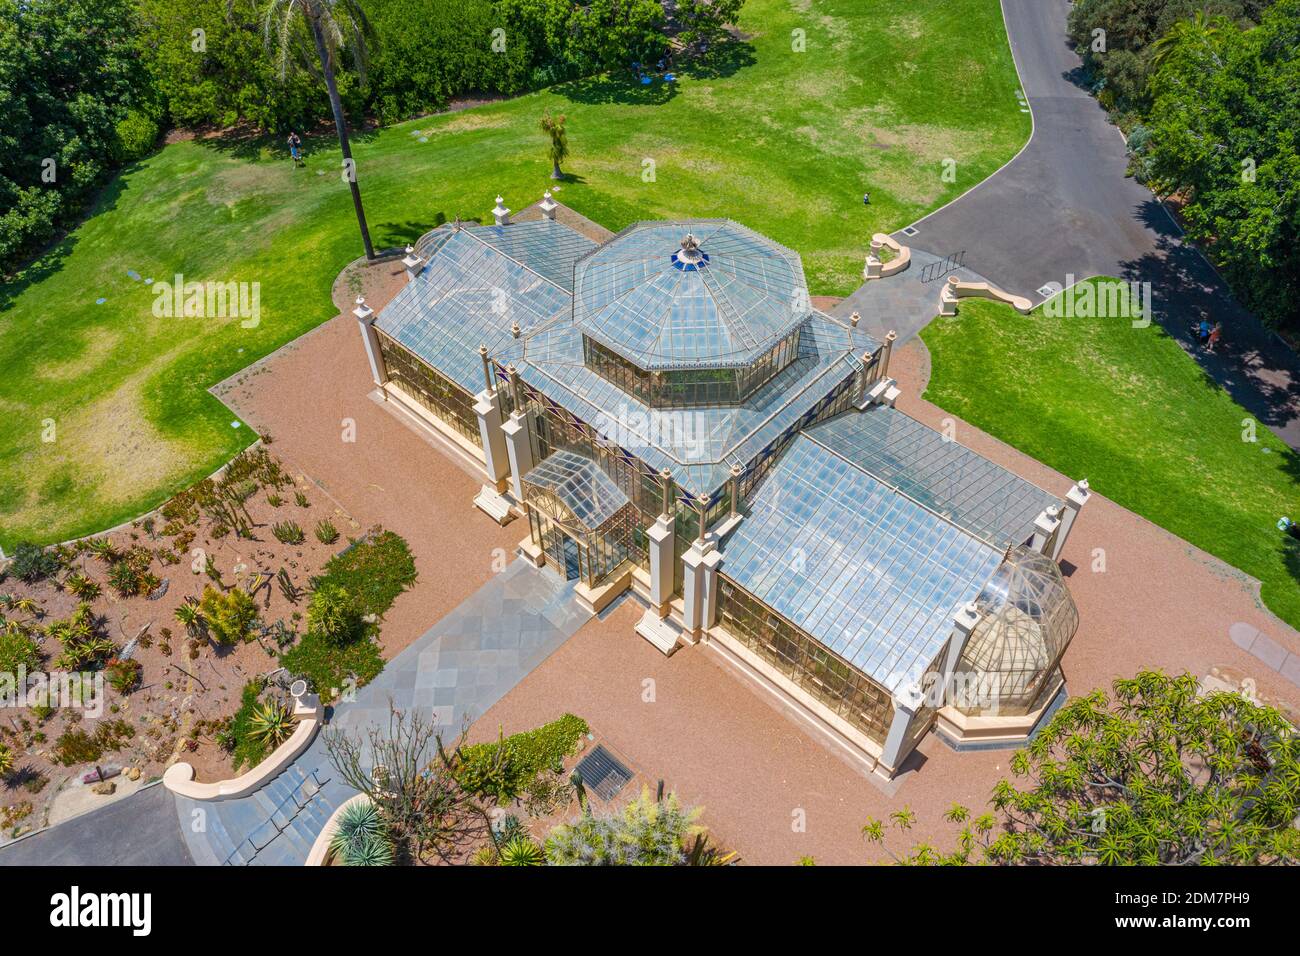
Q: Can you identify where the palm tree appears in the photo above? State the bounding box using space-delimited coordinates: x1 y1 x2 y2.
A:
1151 11 1224 71
259 0 378 259
540 111 569 181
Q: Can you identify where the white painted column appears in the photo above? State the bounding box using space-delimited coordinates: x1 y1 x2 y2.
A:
502 411 534 503
474 389 509 490
401 245 424 281
353 297 387 388
700 548 723 629
492 195 511 226
939 601 981 707
1030 505 1061 555
647 515 675 612
681 541 710 635
540 191 558 220
1051 479 1091 562
880 682 925 774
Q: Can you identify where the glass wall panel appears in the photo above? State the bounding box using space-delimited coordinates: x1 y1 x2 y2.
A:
377 332 479 441
717 575 893 743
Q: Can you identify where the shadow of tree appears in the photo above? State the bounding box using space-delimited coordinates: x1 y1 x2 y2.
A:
1118 199 1300 430
0 164 142 313
557 71 679 106
372 216 446 250
196 122 380 161
676 39 757 80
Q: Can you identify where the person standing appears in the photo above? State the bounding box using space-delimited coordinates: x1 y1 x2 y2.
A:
287 131 303 167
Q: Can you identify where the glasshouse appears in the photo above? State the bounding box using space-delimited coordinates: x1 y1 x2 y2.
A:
353 198 1091 777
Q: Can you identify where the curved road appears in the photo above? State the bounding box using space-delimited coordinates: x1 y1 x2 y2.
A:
902 0 1300 446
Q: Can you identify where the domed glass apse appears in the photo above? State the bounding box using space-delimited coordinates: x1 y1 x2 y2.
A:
954 545 1079 716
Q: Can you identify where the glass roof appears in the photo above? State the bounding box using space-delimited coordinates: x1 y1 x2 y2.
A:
522 450 630 530
721 436 1004 694
506 310 877 496
375 223 590 393
468 219 596 292
803 407 1061 549
572 220 811 371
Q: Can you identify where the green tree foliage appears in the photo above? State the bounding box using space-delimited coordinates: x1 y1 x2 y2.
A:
674 0 746 50
863 672 1300 865
0 0 157 271
456 713 588 804
136 0 327 131
1066 0 1272 117
1141 0 1300 328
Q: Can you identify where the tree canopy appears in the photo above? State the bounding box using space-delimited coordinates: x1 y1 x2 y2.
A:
865 672 1300 865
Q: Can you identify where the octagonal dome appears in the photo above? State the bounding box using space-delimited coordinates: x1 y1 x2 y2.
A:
572 219 811 371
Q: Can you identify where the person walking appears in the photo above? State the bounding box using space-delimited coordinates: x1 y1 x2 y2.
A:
1207 322 1222 352
287 131 303 167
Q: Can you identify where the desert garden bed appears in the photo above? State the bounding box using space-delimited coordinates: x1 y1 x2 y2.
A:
0 443 415 840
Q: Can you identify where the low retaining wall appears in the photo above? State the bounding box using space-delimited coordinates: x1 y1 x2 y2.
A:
163 695 323 801
942 276 1032 315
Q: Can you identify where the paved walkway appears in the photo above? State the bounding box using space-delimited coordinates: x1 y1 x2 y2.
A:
173 558 591 865
0 781 192 866
830 248 997 345
869 0 1300 448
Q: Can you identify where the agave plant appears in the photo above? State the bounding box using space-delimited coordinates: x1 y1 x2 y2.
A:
248 698 297 749
272 520 305 545
1 596 40 618
63 573 102 600
0 744 13 777
86 538 120 564
174 599 205 637
498 835 546 866
314 519 339 544
329 799 394 866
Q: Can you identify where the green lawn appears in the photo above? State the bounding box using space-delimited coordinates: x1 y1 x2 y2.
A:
921 279 1300 631
0 0 1029 548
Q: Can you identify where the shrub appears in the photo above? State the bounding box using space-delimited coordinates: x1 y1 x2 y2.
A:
311 530 417 617
314 519 339 544
294 492 309 508
53 729 102 766
307 583 362 645
9 543 60 583
107 560 146 597
0 629 42 674
544 787 701 866
272 520 305 545
280 630 383 703
104 658 143 694
457 714 589 804
112 109 159 163
198 586 258 645
0 744 13 777
221 683 271 771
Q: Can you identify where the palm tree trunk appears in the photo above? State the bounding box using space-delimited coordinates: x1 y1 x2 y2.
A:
309 13 375 260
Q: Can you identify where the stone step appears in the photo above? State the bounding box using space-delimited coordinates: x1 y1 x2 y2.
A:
635 609 681 656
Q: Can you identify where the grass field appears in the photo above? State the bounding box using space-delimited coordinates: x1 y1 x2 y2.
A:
0 0 1029 548
921 279 1300 631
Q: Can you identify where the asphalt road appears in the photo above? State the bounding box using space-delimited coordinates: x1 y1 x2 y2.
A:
0 783 192 867
900 0 1300 446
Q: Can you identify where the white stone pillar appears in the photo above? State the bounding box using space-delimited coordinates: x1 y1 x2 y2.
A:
880 682 925 774
681 541 710 634
647 515 675 613
540 191 558 220
401 245 424 281
1051 479 1091 563
700 548 723 629
492 195 511 226
502 410 534 503
1030 505 1061 555
939 602 981 707
353 297 386 388
864 239 883 279
474 389 509 490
